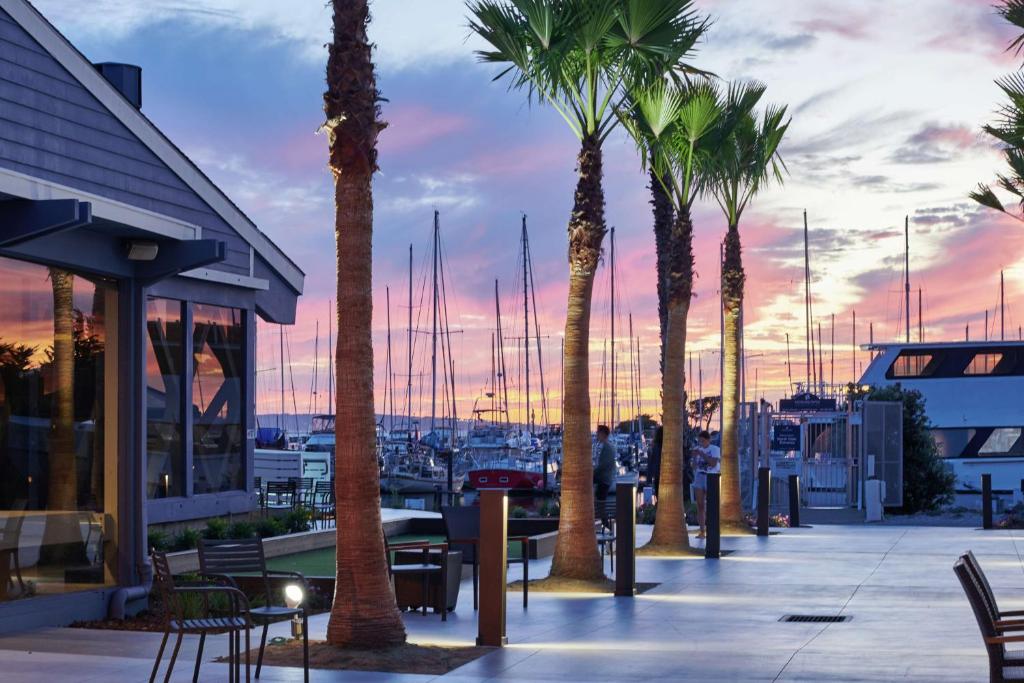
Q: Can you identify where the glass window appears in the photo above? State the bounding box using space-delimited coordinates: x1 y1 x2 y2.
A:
192 304 245 494
0 256 113 602
890 353 934 378
146 299 184 498
965 353 1006 376
980 428 1024 455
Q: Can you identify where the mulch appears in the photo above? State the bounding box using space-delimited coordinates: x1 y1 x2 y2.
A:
221 640 493 675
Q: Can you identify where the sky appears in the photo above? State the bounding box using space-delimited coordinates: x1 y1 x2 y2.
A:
32 0 1024 429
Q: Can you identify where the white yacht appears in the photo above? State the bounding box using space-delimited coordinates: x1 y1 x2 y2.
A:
860 341 1024 493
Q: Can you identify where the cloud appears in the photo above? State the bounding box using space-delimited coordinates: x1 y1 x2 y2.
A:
379 173 480 214
889 123 992 164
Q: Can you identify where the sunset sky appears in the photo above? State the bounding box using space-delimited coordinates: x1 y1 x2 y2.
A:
35 0 1024 428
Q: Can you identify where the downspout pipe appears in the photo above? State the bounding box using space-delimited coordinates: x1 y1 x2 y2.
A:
108 557 153 620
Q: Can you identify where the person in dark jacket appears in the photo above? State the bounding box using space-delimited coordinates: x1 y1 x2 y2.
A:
593 425 616 500
648 426 663 498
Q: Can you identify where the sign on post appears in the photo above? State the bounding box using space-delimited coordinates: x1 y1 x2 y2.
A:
771 423 801 452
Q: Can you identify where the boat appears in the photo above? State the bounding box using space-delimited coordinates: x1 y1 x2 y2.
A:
860 340 1024 496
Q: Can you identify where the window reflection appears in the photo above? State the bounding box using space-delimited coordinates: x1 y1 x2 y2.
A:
0 256 111 602
891 353 934 378
965 353 1005 376
146 299 184 498
192 304 244 494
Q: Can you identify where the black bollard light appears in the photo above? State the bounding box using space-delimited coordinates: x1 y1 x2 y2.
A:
983 473 993 530
615 481 637 597
705 473 721 559
757 467 771 537
788 474 801 529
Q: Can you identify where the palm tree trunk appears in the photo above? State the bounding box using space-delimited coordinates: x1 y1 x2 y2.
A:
650 167 673 380
720 224 745 528
549 133 606 581
647 209 694 551
324 0 405 648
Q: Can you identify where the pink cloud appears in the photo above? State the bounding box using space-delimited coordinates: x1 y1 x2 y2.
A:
379 105 471 154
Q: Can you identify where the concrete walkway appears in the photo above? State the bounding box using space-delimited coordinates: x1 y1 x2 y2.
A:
0 523 1016 681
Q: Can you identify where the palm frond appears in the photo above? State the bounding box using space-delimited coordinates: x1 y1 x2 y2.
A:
971 183 1008 212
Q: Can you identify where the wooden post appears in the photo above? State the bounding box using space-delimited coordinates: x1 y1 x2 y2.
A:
477 489 508 646
705 473 721 559
788 474 801 528
982 474 993 530
615 481 636 597
757 467 771 537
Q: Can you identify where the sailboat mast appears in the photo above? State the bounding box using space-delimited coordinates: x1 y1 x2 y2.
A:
804 210 811 390
312 320 319 415
785 332 792 392
1001 270 1006 341
279 323 285 430
491 332 496 419
495 280 512 430
635 335 643 436
610 226 616 429
430 211 440 434
328 299 334 411
522 215 530 433
629 313 636 434
385 287 394 431
904 215 911 344
407 244 413 437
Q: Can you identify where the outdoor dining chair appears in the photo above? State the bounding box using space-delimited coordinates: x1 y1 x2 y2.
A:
384 534 450 620
287 477 314 506
149 550 251 683
310 480 335 528
954 557 1024 682
198 538 310 682
0 500 26 597
263 481 296 515
441 505 530 609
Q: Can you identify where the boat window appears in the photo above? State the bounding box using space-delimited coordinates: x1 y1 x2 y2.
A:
979 428 1024 455
889 352 935 378
964 353 1007 375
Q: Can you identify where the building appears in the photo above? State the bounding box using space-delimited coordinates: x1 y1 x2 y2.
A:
0 0 304 630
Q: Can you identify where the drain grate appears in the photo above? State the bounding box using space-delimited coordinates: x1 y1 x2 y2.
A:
779 615 850 623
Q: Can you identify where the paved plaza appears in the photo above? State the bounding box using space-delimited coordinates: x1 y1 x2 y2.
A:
0 523 1012 682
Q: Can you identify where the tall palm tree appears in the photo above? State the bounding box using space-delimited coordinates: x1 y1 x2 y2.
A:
324 0 406 648
468 0 707 579
706 84 788 530
650 167 674 379
619 80 725 551
972 1 1024 220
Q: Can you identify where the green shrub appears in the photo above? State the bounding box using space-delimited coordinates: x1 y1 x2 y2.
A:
509 505 528 519
282 507 313 534
255 517 286 539
227 521 257 539
538 500 560 517
147 528 170 553
203 517 229 540
171 527 201 551
637 503 656 524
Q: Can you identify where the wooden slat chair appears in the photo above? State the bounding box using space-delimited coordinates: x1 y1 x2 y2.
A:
310 481 335 528
594 497 616 572
198 538 309 682
441 505 530 609
954 557 1024 682
963 551 1024 666
384 535 449 621
263 481 296 515
149 550 251 683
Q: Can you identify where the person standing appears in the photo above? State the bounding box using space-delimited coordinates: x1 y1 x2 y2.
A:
593 425 616 501
692 430 720 539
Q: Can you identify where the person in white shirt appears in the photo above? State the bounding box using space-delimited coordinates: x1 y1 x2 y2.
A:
692 430 720 539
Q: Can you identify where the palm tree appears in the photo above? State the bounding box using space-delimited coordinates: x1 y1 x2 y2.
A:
972 1 1024 220
650 167 673 379
705 84 789 530
468 0 707 579
323 0 406 648
619 79 725 551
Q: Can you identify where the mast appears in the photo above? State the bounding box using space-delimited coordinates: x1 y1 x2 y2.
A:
495 280 511 430
785 332 792 392
279 323 285 430
430 210 439 434
1001 270 1006 341
312 320 319 415
610 226 616 429
491 332 496 420
385 288 394 431
904 215 910 344
629 313 636 434
804 210 811 390
407 244 413 437
636 335 643 436
521 215 531 432
328 299 334 411
852 310 857 384
918 288 923 342
830 312 835 389
525 219 548 430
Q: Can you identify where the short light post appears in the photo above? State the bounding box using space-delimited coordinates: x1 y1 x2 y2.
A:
477 489 508 646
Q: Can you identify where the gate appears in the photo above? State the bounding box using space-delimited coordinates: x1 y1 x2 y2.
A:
861 400 903 507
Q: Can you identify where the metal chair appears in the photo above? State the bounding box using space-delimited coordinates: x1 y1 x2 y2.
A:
149 550 251 683
594 497 616 572
384 534 449 620
263 481 296 514
198 538 309 682
0 500 27 596
287 477 314 506
310 481 334 528
441 505 529 609
954 557 1024 682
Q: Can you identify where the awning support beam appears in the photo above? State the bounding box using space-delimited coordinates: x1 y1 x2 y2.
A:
0 198 92 247
136 239 225 286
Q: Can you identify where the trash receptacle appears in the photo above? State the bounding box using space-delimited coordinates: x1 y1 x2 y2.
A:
865 479 885 522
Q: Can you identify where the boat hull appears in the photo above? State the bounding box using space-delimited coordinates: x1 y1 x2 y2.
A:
468 468 542 490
